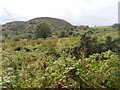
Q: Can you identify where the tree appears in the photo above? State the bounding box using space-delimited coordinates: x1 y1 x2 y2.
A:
35 23 51 39
112 23 118 28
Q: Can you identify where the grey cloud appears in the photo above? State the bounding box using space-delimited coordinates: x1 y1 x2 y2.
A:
62 1 118 26
1 0 118 26
0 8 27 24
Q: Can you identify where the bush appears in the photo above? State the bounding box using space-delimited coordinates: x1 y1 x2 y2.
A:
35 23 51 39
15 46 23 51
13 38 20 41
65 34 119 59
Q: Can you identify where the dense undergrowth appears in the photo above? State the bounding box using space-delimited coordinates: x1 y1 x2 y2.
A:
1 32 120 88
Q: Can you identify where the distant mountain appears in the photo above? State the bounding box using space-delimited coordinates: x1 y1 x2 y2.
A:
2 17 77 41
2 21 26 31
2 17 118 42
2 17 74 31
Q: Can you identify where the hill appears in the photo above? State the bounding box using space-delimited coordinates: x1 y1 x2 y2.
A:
2 17 77 42
2 17 118 42
2 17 73 31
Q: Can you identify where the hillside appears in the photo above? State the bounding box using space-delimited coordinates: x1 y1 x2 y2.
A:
27 17 73 30
2 17 78 42
1 17 120 88
2 17 118 42
2 17 73 31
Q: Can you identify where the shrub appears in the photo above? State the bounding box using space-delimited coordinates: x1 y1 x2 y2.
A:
15 46 23 51
35 23 51 39
13 38 20 41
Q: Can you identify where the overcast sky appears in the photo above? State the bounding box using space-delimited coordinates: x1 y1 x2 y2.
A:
0 0 119 26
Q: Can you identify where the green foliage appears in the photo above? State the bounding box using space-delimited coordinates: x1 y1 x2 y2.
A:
35 23 51 39
2 48 119 88
1 18 119 88
112 23 118 28
2 17 118 42
64 33 119 59
2 34 119 88
79 25 89 30
13 38 20 42
4 34 8 38
59 31 68 38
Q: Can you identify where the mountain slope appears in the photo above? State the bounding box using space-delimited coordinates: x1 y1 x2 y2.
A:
2 17 118 42
2 17 74 31
27 17 73 30
2 17 76 42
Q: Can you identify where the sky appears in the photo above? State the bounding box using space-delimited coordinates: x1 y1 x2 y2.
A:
0 0 119 26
